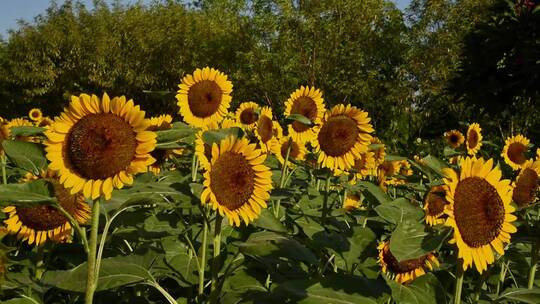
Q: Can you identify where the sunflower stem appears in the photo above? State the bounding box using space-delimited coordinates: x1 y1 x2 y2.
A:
191 155 199 182
1 154 7 184
210 214 223 303
53 204 89 254
528 238 539 289
453 260 464 304
198 207 209 296
322 173 331 223
34 246 45 280
85 199 101 304
274 139 292 218
496 261 506 295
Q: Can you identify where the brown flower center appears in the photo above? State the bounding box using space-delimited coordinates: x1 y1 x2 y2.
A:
16 179 83 231
291 96 317 133
65 113 136 180
507 142 527 165
257 116 273 143
425 188 448 216
31 111 40 118
449 134 460 145
188 80 223 118
382 244 429 274
280 140 300 160
467 130 478 149
453 177 505 248
513 168 539 207
210 152 255 211
240 108 258 125
318 115 358 157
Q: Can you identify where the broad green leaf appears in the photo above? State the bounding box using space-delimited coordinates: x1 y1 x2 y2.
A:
387 273 446 304
202 127 245 146
2 140 47 174
161 236 198 284
385 155 407 161
252 208 287 233
155 122 195 149
3 298 41 304
374 198 423 225
443 147 460 158
353 181 391 204
496 288 540 304
285 114 313 126
422 155 447 177
295 216 325 238
336 226 377 271
389 220 450 261
9 126 45 137
0 180 56 207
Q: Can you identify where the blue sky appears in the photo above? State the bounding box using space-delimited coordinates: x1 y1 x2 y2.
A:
0 0 411 39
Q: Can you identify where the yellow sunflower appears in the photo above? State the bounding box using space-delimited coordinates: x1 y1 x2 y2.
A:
512 159 540 207
466 123 483 156
2 170 90 246
398 160 413 176
176 67 233 128
424 185 449 226
45 93 156 200
0 121 8 155
36 117 54 128
235 101 259 130
313 104 374 172
284 86 325 144
272 136 306 168
370 137 386 165
378 241 439 284
444 130 465 148
272 121 283 139
28 108 43 122
349 151 377 182
201 136 273 226
255 107 278 153
146 114 184 174
442 157 516 273
6 118 37 142
501 134 530 170
343 193 366 211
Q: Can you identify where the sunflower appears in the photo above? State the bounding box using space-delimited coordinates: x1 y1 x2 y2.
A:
442 157 516 273
6 118 37 142
201 136 273 226
272 121 283 139
466 123 483 156
45 93 156 200
0 121 8 155
284 86 325 144
272 136 306 167
512 160 540 207
28 108 43 122
370 137 386 165
343 193 366 211
36 117 54 128
235 102 259 130
424 185 449 226
195 119 241 171
146 114 184 174
176 67 233 128
2 171 90 246
378 241 439 284
444 130 464 148
349 151 376 182
313 104 374 172
502 134 530 170
398 160 413 176
255 107 278 152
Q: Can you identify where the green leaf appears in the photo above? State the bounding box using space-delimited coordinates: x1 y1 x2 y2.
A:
385 155 407 161
389 220 450 261
0 180 56 207
285 114 313 126
496 288 540 304
270 188 295 200
336 226 377 271
353 181 391 204
9 126 45 137
202 127 245 146
161 236 198 284
3 298 41 304
374 198 423 225
2 140 47 174
421 155 447 177
443 147 460 158
387 273 446 304
155 122 195 149
252 208 287 233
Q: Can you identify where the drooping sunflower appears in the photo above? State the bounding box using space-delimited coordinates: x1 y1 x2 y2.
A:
45 93 156 200
28 108 43 122
378 241 439 284
378 161 403 189
501 134 530 170
442 157 516 273
313 104 374 172
272 136 306 167
466 123 483 156
444 130 465 148
370 137 386 165
350 151 376 182
424 185 449 226
343 193 366 211
512 160 540 207
146 114 184 174
2 170 90 246
235 101 259 131
255 107 278 152
284 86 325 144
176 67 233 128
201 136 273 226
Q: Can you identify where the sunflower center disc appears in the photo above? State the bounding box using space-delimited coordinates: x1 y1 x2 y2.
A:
513 168 539 207
454 177 505 248
507 142 527 165
210 151 255 210
383 245 428 274
66 113 136 180
426 191 447 216
468 131 478 149
281 141 300 160
450 134 459 145
240 109 258 125
257 116 273 143
291 96 317 132
318 115 359 157
16 179 81 230
188 80 223 118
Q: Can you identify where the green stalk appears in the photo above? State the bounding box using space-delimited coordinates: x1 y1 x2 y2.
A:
85 199 101 304
191 155 199 182
528 239 539 289
453 260 464 304
274 139 292 218
496 261 507 295
198 208 209 296
1 154 7 184
53 204 89 253
211 214 223 302
34 246 45 280
322 173 331 222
